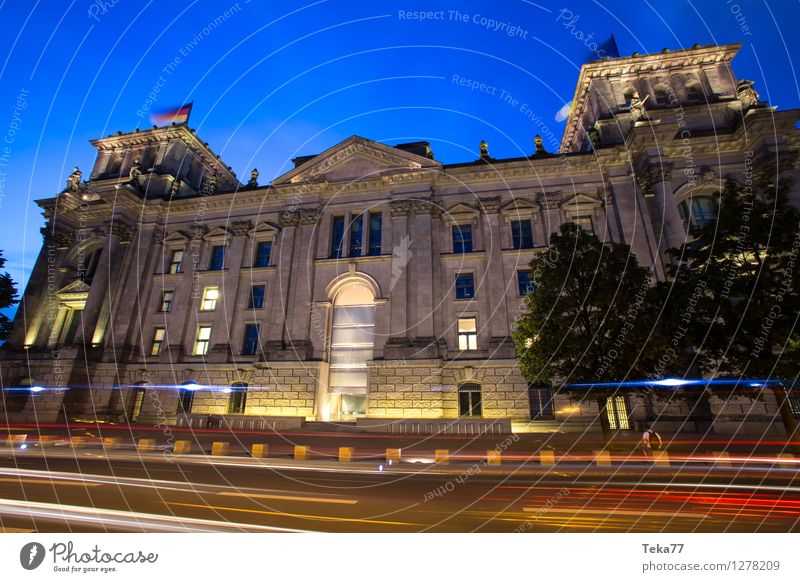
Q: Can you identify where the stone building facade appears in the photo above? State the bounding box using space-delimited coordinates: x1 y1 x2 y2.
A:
1 43 799 434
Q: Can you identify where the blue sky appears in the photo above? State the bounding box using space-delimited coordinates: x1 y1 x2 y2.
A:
0 0 798 316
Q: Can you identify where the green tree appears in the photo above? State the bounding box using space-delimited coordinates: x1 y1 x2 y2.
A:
663 176 800 438
0 250 19 341
512 223 669 440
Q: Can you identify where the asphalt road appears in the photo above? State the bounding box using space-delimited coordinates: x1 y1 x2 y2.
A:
1 448 798 533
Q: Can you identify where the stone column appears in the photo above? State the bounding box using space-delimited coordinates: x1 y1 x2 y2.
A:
287 209 321 355
385 201 411 354
480 199 510 341
75 225 123 345
410 202 435 342
266 212 298 350
640 162 685 258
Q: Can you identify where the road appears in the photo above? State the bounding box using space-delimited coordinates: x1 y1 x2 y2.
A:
1 447 799 533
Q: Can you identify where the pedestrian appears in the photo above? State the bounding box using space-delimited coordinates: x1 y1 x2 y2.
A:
642 426 663 455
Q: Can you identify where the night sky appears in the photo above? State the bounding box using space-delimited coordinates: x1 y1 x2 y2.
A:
0 0 798 316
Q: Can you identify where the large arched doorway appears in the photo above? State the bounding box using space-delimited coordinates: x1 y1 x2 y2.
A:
328 283 375 420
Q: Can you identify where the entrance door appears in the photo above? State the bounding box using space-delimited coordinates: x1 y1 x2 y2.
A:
328 283 375 420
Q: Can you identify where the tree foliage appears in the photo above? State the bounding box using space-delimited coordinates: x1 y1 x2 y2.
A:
512 223 668 392
0 250 19 341
661 177 800 381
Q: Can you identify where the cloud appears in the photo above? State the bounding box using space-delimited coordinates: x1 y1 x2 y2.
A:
555 101 572 122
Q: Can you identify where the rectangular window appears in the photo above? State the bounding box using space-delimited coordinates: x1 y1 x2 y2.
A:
209 245 226 270
517 270 534 296
455 273 475 300
168 250 184 274
368 212 382 256
201 286 219 311
228 385 247 414
254 241 272 267
528 384 555 419
150 328 166 356
330 216 345 258
574 215 594 233
511 219 534 249
786 390 800 419
457 316 478 351
452 224 473 253
193 325 212 356
159 290 174 312
248 285 265 309
349 214 363 257
242 324 260 356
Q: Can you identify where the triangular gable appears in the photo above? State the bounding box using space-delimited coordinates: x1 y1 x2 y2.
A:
499 198 540 213
561 192 603 209
163 231 190 245
272 136 441 186
248 222 281 239
203 226 233 242
57 280 91 295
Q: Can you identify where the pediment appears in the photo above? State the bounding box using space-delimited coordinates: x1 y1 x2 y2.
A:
56 280 90 303
272 136 441 186
203 226 233 242
248 221 281 239
561 193 603 209
500 198 540 216
163 231 190 246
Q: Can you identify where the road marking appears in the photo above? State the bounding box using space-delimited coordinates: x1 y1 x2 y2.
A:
0 527 36 532
169 502 421 527
217 492 357 505
0 478 101 487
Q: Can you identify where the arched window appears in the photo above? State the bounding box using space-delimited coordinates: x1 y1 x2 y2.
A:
653 84 670 106
459 382 482 417
228 382 247 414
178 381 198 414
678 195 718 231
328 283 375 419
686 82 703 102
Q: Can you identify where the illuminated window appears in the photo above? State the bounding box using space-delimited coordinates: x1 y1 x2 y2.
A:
228 383 247 414
679 196 718 231
455 273 475 299
511 219 534 249
452 224 473 253
368 212 382 256
606 395 630 430
349 214 363 257
208 245 225 270
168 250 184 274
159 290 174 312
517 271 534 296
248 285 265 309
151 328 166 356
242 324 260 356
254 241 272 267
528 384 554 419
201 287 219 311
458 383 482 417
785 389 800 419
457 317 477 351
193 325 212 356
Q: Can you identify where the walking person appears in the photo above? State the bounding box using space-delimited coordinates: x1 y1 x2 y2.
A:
642 426 663 457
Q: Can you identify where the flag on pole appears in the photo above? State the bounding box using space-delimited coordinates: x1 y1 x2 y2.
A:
150 103 193 125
